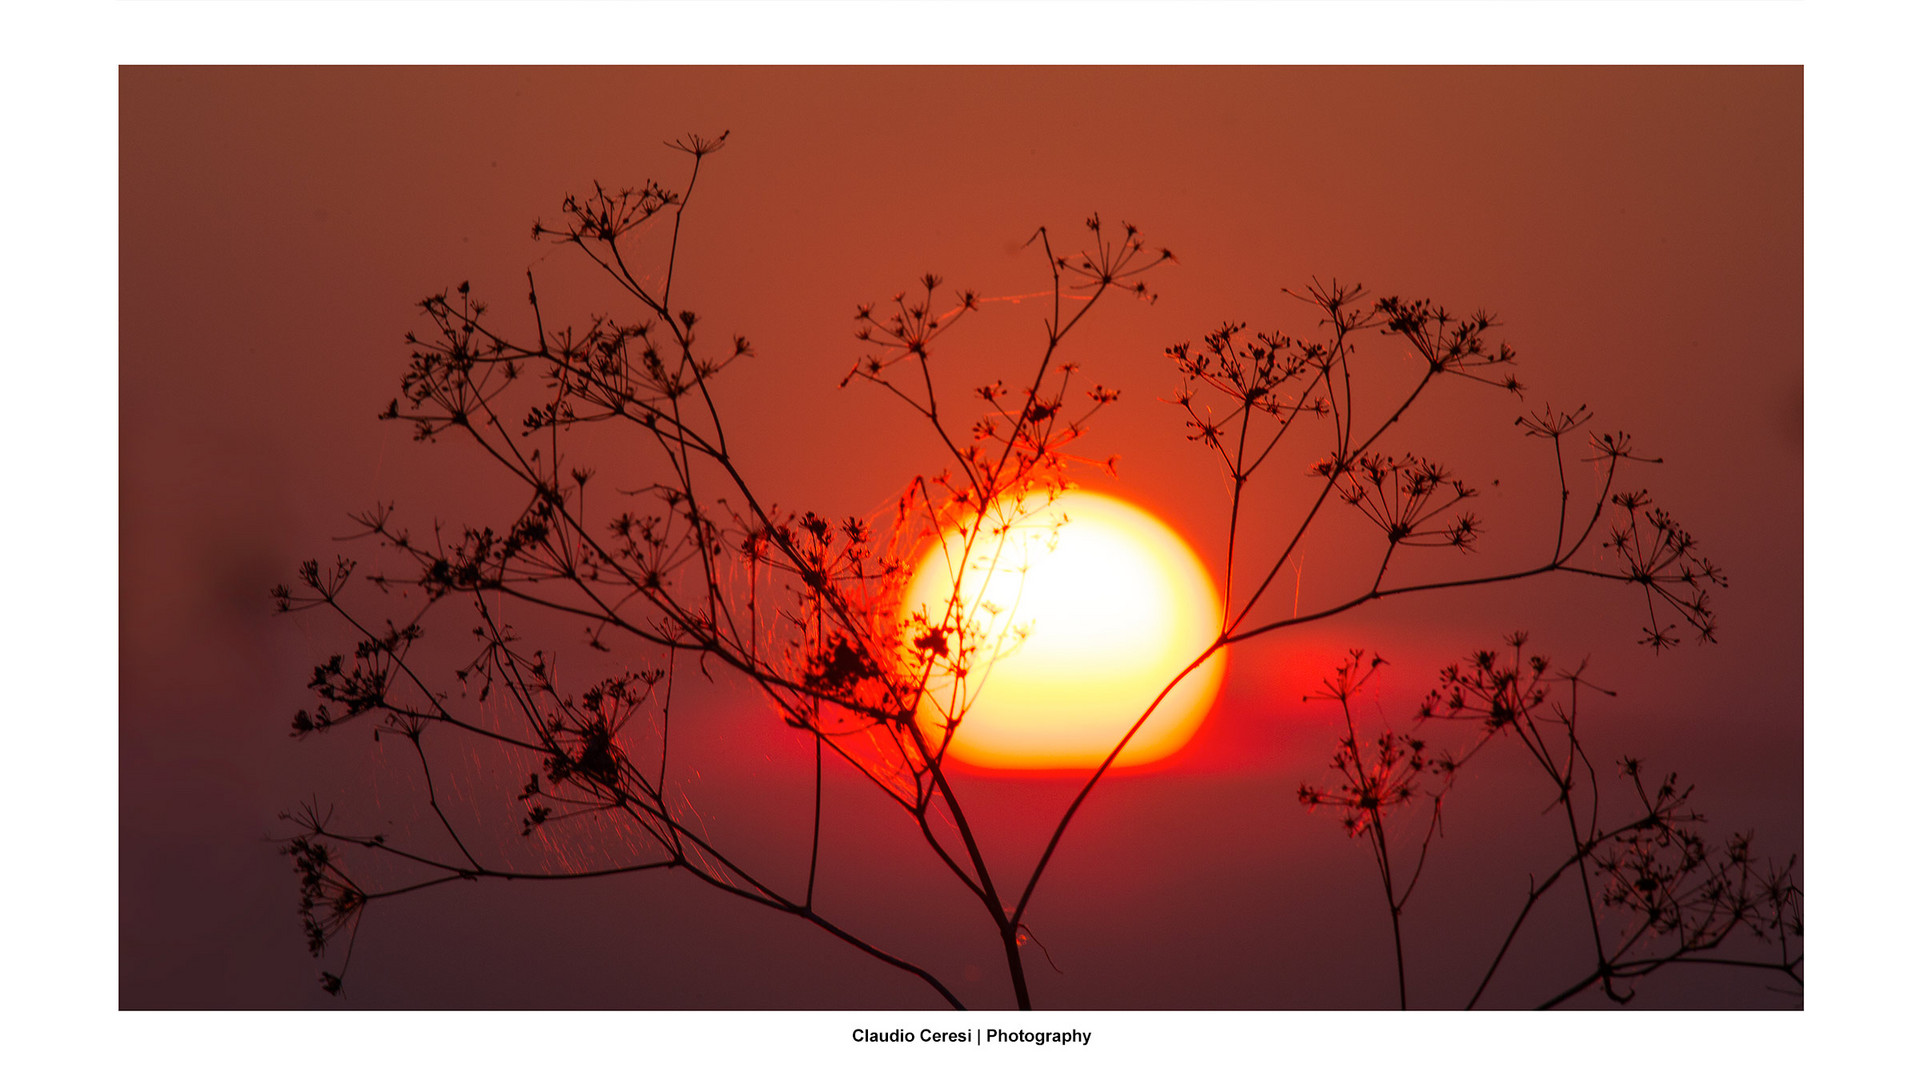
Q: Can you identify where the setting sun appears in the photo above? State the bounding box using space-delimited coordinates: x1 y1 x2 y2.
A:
902 490 1226 770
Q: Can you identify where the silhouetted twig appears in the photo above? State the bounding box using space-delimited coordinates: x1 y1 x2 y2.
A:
1299 636 1801 1008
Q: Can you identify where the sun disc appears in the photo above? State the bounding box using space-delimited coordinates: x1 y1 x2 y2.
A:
901 490 1226 769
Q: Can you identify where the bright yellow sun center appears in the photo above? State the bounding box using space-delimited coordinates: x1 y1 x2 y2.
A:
902 490 1226 770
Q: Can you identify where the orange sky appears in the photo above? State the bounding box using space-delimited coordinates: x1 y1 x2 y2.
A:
121 66 1800 1009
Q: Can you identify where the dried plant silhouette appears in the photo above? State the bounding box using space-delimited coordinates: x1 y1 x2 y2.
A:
275 133 1800 1009
1298 643 1801 1008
